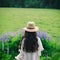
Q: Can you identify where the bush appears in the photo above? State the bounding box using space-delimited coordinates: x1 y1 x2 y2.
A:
37 31 54 56
52 52 60 60
41 56 51 60
0 32 22 60
0 51 13 60
0 31 59 60
41 39 54 57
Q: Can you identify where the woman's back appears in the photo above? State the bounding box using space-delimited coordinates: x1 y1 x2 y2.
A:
21 37 44 60
15 22 44 60
23 52 40 60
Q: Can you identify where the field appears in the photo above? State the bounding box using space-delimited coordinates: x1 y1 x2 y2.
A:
0 8 60 60
0 8 60 41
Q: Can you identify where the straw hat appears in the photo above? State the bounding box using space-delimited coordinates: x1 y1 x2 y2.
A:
23 22 39 32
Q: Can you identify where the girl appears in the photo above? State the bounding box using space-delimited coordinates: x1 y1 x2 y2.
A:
15 22 44 60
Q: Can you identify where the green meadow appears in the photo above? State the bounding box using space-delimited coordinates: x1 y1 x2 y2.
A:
0 8 60 41
0 8 60 60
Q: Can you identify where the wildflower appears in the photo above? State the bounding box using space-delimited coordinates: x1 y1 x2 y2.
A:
41 31 46 40
16 29 20 36
1 33 9 42
37 31 42 39
0 37 2 41
7 32 16 37
47 34 51 41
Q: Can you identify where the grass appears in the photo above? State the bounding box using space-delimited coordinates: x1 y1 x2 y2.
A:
0 8 60 42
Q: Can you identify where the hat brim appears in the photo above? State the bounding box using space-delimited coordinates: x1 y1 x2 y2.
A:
23 26 39 32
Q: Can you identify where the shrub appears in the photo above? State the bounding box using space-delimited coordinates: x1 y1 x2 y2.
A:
0 51 13 60
9 36 22 56
0 30 58 60
41 56 51 60
37 31 53 56
52 52 60 60
0 31 22 60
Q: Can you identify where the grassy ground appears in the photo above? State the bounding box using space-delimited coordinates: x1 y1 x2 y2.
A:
0 8 60 42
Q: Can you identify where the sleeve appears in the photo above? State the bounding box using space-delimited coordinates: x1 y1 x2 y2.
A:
20 38 25 56
37 37 44 56
15 39 25 60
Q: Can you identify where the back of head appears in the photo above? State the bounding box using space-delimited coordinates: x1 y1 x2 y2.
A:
23 31 38 52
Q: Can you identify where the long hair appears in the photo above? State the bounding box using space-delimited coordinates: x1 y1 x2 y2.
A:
23 31 38 52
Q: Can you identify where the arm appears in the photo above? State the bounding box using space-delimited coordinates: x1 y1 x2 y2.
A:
20 38 25 55
37 37 44 56
15 39 25 60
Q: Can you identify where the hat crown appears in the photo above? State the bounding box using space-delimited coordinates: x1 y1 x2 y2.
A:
27 22 35 29
23 22 39 32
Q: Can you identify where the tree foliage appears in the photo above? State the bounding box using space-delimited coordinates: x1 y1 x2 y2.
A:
0 0 60 9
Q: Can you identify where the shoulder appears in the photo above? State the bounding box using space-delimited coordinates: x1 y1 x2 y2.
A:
37 37 42 44
37 37 41 41
22 38 26 41
21 38 26 44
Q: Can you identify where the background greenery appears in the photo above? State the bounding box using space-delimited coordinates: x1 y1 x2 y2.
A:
0 8 60 60
0 0 60 9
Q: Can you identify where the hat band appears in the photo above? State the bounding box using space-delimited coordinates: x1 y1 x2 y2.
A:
27 27 35 29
